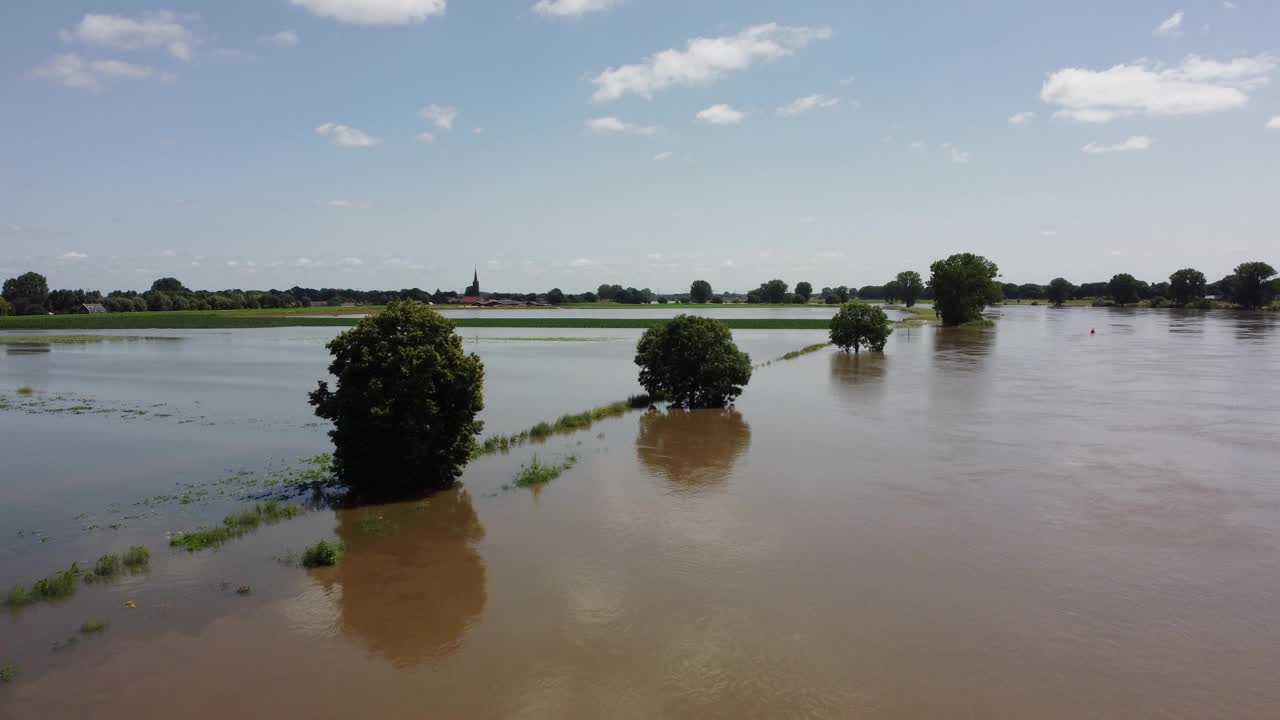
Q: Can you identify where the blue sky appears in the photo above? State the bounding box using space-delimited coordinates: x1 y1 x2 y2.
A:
2 0 1277 293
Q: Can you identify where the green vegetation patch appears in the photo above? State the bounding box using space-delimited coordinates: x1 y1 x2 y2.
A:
4 562 82 610
0 662 16 684
778 343 829 362
468 336 616 342
508 455 578 490
170 500 303 552
79 619 110 634
301 540 342 568
475 395 652 458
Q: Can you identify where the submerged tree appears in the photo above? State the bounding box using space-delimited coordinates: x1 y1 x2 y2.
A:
635 315 751 408
1232 261 1277 309
1046 277 1073 307
1108 273 1139 306
829 301 893 353
927 253 1000 325
1168 268 1206 306
309 301 485 495
896 271 924 307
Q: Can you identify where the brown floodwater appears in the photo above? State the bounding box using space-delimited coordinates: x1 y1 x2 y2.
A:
2 307 1279 718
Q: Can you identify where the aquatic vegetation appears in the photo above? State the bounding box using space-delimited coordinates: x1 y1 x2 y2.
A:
123 545 151 568
16 386 34 396
301 540 342 568
776 343 829 362
170 501 304 551
79 619 110 634
475 396 654 458
509 455 579 490
4 563 82 610
959 318 996 328
0 662 16 684
91 553 123 579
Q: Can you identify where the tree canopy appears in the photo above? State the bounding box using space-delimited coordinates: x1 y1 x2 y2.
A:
1232 261 1277 309
794 281 813 302
883 280 903 305
689 280 713 304
546 288 566 305
1046 278 1073 307
635 315 752 408
896 271 924 307
927 253 1000 325
2 272 49 314
829 301 893 353
309 301 485 495
1108 273 1139 306
1168 268 1206 306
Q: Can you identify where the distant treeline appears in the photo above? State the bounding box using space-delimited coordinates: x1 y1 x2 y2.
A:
2 260 1277 317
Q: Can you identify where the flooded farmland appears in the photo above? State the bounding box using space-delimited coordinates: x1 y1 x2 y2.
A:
2 306 1279 719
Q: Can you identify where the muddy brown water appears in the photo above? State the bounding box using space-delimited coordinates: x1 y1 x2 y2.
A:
2 307 1279 718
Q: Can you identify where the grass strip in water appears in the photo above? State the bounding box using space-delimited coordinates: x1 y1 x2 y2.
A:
475 395 653 457
465 336 616 343
0 335 182 345
169 500 302 552
0 662 16 684
79 619 110 635
507 455 579 490
4 563 82 611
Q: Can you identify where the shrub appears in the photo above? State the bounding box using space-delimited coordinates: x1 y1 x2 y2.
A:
310 301 485 495
0 662 15 683
829 302 893 353
301 540 342 568
92 554 123 579
927 253 1001 326
635 315 751 408
122 545 151 568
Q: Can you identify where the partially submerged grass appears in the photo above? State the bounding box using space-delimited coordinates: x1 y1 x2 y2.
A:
0 335 182 345
959 318 996 328
170 500 303 552
301 540 342 568
508 455 579 490
468 336 615 343
79 619 110 634
778 343 829 362
475 396 654 457
895 306 939 328
123 545 150 568
4 563 82 610
15 386 34 396
0 662 16 684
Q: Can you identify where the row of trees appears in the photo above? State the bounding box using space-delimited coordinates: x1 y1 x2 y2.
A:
1032 262 1278 309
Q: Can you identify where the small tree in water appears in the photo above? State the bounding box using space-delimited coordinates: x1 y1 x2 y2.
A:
309 301 484 495
928 253 1001 325
1047 277 1074 307
829 301 893 353
635 315 751 408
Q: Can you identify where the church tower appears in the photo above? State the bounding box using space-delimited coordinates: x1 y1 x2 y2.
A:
465 268 480 297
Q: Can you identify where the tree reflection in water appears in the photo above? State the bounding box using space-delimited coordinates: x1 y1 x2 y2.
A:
635 409 752 493
323 487 487 668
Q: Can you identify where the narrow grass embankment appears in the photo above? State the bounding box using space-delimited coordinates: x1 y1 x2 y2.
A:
895 306 940 328
169 500 303 552
4 546 150 611
0 335 184 345
504 455 579 491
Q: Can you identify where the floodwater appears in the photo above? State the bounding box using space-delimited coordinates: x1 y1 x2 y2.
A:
2 307 1279 718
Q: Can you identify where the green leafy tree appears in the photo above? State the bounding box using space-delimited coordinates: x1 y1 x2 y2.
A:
1232 261 1277 309
1108 273 1139 306
760 279 788 304
150 277 187 293
795 281 813 302
689 280 713 304
309 301 485 495
1047 278 1073 307
896 271 924 307
0 297 12 316
829 301 893 353
883 280 903 305
546 288 565 305
1018 283 1045 300
2 272 49 312
635 315 752 408
927 253 1001 325
1168 268 1206 306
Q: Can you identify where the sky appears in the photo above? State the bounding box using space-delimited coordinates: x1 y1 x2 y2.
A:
1 0 1278 294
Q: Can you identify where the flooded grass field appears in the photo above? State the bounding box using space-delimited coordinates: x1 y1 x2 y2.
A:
2 307 1279 718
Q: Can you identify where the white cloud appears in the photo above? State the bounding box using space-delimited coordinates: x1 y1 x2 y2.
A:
777 94 839 117
339 256 364 266
533 0 618 17
267 30 300 48
1040 229 1058 237
1155 11 1184 37
472 127 487 135
62 12 195 61
1082 135 1153 154
415 131 437 143
289 0 447 25
294 257 314 267
696 104 744 125
160 249 177 257
909 140 925 150
421 104 457 130
1008 111 1037 125
590 23 832 102
653 151 673 161
1042 54 1276 123
60 251 89 260
315 122 382 147
941 143 971 163
1223 1 1237 8
1267 116 1280 129
36 54 172 92
327 200 369 209
839 74 856 85
587 117 656 135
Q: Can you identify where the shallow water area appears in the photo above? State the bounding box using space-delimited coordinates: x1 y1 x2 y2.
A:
2 306 1279 718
